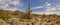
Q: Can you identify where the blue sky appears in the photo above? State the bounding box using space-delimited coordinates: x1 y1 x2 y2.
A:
0 0 60 15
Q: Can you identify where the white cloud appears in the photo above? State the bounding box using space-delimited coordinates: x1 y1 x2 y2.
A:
32 2 60 15
46 7 57 12
44 2 51 6
32 2 51 9
4 7 18 11
31 12 60 15
10 0 20 6
58 8 60 10
35 6 43 8
32 6 44 10
0 0 23 11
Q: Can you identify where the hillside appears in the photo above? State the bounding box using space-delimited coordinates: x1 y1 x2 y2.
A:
0 9 60 25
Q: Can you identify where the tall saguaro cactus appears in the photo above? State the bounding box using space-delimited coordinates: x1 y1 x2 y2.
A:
26 3 31 17
21 2 32 19
26 2 34 25
21 2 34 25
27 2 31 15
25 2 32 19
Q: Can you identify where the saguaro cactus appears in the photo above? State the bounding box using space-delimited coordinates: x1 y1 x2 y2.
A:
27 2 34 25
21 2 32 19
26 2 32 19
21 2 34 25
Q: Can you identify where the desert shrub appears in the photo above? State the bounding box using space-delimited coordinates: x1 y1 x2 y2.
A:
47 20 51 23
51 24 53 25
0 19 6 25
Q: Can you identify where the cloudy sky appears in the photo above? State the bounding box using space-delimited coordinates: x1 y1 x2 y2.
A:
0 0 60 15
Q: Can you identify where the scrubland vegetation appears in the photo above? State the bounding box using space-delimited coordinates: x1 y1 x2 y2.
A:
0 9 60 25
